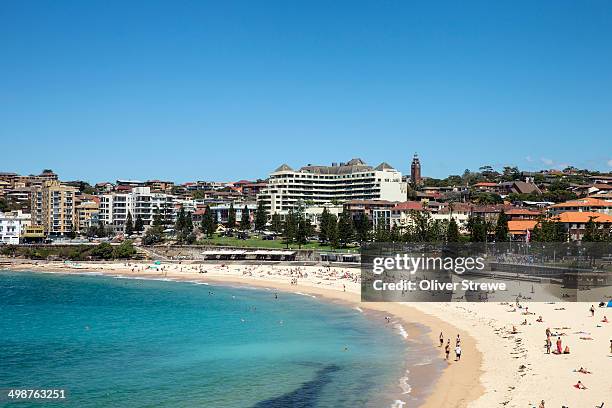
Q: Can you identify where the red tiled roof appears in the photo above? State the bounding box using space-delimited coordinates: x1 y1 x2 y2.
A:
393 201 426 211
551 198 611 208
508 220 538 234
554 211 612 223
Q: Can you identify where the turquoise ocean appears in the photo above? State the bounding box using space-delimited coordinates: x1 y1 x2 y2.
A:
0 270 427 407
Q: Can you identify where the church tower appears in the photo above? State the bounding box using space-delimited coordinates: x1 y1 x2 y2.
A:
410 154 422 186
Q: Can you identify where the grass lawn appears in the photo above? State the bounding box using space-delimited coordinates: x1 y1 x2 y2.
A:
196 234 359 252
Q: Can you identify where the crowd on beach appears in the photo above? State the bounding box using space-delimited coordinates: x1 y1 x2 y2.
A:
438 331 463 362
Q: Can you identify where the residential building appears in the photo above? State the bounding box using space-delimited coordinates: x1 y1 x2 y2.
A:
0 172 19 188
343 200 396 221
0 210 31 244
507 220 538 240
505 208 543 220
209 203 258 225
0 180 10 197
146 180 175 193
99 187 174 233
553 211 612 241
5 187 32 211
549 198 612 216
75 200 100 233
30 181 77 236
259 158 407 214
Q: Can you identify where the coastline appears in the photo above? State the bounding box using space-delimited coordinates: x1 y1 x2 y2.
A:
1 259 483 408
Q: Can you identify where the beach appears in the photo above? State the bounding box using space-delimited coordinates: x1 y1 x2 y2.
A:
3 259 611 408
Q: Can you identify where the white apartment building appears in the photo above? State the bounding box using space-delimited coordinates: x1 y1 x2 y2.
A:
258 159 407 214
99 187 174 233
0 210 31 244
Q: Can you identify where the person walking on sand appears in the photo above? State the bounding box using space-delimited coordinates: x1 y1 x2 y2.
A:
455 345 462 361
590 305 595 317
456 334 461 346
439 332 444 347
445 340 450 360
545 337 551 354
556 337 562 354
538 400 545 408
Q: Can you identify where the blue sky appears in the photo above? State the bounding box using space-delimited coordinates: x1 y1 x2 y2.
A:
1 0 611 183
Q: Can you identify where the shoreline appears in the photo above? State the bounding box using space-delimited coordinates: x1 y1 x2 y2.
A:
1 259 483 408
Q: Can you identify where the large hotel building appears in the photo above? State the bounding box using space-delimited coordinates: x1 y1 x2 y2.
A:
258 158 407 214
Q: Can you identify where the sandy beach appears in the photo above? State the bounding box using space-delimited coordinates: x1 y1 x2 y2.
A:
3 259 611 408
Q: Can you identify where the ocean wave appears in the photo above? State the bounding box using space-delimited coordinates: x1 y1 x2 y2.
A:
294 291 317 298
399 370 412 394
414 358 433 366
185 280 209 285
354 307 363 313
390 399 406 408
395 323 408 339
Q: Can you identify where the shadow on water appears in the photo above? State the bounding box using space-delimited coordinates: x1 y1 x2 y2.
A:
251 364 341 408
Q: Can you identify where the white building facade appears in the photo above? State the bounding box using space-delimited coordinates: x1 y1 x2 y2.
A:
0 210 31 244
99 187 174 233
258 159 407 214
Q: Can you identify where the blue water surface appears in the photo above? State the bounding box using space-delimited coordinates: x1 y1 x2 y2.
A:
0 271 407 407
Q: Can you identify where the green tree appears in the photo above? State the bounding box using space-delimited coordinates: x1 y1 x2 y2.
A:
113 240 136 258
336 211 355 247
531 218 566 242
125 211 134 236
0 198 9 212
354 213 371 242
467 215 487 242
227 203 236 228
201 205 215 237
240 206 251 231
134 214 144 233
374 223 390 242
175 207 187 233
295 215 309 249
152 207 164 227
143 225 165 245
446 217 460 242
97 220 109 237
92 242 114 259
582 217 601 242
254 201 268 231
319 208 331 242
271 213 283 234
494 210 509 242
282 210 297 248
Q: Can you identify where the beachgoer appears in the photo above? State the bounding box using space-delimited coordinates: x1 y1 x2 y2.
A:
536 316 543 322
445 340 450 360
556 337 562 354
590 305 595 316
455 345 462 361
538 400 545 408
602 316 608 323
456 334 461 346
439 332 444 347
574 380 586 389
545 338 551 354
563 345 570 354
